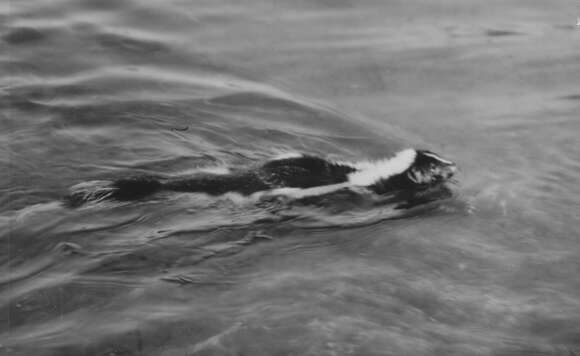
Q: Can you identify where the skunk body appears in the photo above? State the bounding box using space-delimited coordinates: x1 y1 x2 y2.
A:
66 149 457 207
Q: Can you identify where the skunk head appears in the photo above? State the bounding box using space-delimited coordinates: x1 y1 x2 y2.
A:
347 148 457 193
405 150 457 185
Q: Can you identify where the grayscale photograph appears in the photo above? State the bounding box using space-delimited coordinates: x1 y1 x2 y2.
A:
2 0 579 355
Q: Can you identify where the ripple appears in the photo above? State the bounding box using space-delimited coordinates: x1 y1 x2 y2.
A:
95 32 167 54
484 29 523 37
2 27 48 45
559 94 580 101
2 0 579 354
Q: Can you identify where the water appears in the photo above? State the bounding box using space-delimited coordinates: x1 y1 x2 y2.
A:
2 0 580 355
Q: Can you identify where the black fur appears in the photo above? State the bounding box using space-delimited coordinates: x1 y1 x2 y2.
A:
163 172 270 195
111 176 163 201
260 155 356 188
368 173 416 195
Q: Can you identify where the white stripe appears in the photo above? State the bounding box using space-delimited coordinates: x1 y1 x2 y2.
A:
271 152 303 160
266 182 352 199
197 167 231 175
346 149 417 186
422 152 453 165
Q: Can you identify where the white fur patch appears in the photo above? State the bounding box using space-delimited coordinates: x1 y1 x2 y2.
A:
347 149 417 186
176 166 231 176
422 152 453 165
267 182 352 199
197 166 231 175
271 152 304 160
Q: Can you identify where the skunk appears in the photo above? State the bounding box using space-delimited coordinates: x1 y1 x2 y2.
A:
65 149 457 207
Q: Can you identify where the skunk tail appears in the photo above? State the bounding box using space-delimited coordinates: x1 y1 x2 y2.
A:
64 173 267 207
65 176 163 207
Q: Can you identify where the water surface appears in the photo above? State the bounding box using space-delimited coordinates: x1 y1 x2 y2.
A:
2 0 580 355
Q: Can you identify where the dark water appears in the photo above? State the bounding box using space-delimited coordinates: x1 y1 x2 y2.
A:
2 0 580 355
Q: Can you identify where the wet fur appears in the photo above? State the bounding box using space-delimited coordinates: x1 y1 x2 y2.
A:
65 149 456 207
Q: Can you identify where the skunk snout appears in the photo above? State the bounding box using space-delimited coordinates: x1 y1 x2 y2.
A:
445 163 458 178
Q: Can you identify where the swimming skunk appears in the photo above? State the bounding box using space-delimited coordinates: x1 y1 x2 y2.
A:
65 149 457 207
